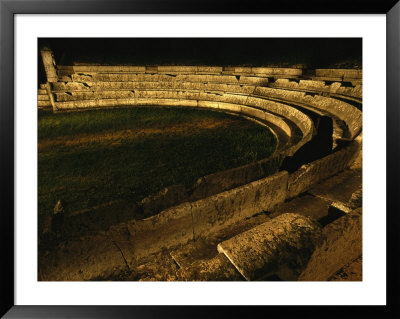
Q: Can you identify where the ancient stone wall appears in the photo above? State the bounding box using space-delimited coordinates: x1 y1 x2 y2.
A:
38 63 363 280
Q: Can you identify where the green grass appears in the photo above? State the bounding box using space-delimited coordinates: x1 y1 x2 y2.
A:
38 107 277 231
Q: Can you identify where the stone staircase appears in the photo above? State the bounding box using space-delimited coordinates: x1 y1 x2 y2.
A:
125 151 362 282
37 137 362 282
38 84 51 109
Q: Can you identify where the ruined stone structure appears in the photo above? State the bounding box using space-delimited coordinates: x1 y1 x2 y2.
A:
38 47 362 281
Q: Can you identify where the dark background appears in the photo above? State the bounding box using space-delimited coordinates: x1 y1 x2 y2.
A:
39 38 362 81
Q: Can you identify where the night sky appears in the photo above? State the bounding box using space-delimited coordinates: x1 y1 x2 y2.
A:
39 38 362 69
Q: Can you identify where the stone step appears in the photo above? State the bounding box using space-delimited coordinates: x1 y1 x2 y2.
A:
270 165 362 226
132 211 273 281
38 89 47 95
51 81 258 92
67 73 271 85
217 213 322 281
38 94 50 101
298 208 362 281
328 255 362 281
169 239 219 269
270 194 331 224
38 100 51 107
176 253 244 281
309 168 362 208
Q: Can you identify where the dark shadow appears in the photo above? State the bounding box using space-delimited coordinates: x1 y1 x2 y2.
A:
280 116 333 173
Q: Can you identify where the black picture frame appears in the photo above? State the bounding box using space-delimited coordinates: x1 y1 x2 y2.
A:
1 0 399 318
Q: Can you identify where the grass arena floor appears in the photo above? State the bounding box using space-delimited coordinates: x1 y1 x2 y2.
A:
38 107 278 233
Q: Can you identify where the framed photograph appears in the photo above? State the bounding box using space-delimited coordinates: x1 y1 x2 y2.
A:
1 0 399 318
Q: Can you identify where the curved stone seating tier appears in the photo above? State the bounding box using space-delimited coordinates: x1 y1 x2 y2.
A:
315 68 362 80
38 65 364 281
253 87 362 140
67 73 271 86
50 83 314 140
45 66 362 176
267 79 362 100
57 65 303 77
54 98 307 156
257 95 347 146
54 88 314 154
309 69 362 86
51 81 359 140
52 81 258 94
50 75 362 146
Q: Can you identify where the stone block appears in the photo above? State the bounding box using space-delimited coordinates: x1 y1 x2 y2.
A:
176 253 244 281
217 213 322 280
38 233 127 281
135 250 180 281
239 76 269 86
240 105 267 121
192 171 289 239
157 66 198 73
189 160 267 202
108 202 194 263
197 100 220 110
315 69 362 79
197 66 223 73
38 94 50 101
169 239 218 269
216 102 242 113
38 100 52 107
40 48 58 82
298 208 362 281
309 168 362 204
270 194 332 223
252 67 302 76
139 184 188 217
287 139 361 198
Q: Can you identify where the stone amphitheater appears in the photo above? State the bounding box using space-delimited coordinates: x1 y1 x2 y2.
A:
38 46 362 281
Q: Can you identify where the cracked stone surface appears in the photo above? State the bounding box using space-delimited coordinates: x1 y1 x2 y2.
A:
169 239 219 269
328 255 362 281
132 249 180 281
298 208 362 281
270 194 331 222
309 168 362 204
217 213 322 281
38 233 128 281
176 254 244 281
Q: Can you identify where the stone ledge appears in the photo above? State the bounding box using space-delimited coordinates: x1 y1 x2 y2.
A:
298 208 362 281
217 213 322 281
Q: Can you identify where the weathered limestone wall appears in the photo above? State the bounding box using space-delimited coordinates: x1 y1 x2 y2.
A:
254 86 362 139
315 68 362 80
50 81 358 141
40 47 58 82
52 81 257 93
269 79 362 99
57 65 303 77
298 207 362 281
68 73 270 86
217 213 322 280
106 139 360 261
287 136 361 198
39 137 361 280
